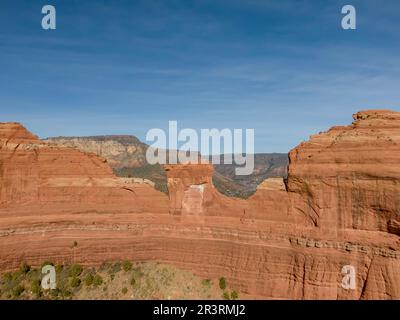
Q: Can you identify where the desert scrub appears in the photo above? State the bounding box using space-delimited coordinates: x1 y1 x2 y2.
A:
50 288 60 298
110 262 122 274
122 261 133 272
12 285 25 298
93 275 103 286
70 277 81 288
11 270 24 282
132 267 144 279
69 264 83 277
122 287 128 295
222 291 230 300
1 272 19 293
25 268 40 284
55 264 63 273
31 279 41 298
160 267 173 286
201 279 211 288
2 272 12 282
20 263 30 274
219 277 227 290
99 262 111 271
84 273 94 286
230 290 239 300
59 287 72 299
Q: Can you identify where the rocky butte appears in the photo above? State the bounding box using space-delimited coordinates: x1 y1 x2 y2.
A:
1 110 400 299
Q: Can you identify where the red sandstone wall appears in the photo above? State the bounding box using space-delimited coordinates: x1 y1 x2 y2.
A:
1 112 400 299
287 110 400 234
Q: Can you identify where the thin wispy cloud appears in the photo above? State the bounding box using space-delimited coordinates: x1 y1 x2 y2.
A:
0 0 399 152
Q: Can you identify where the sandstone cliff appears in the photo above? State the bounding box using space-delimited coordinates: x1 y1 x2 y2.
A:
0 123 166 208
287 110 400 234
1 111 400 300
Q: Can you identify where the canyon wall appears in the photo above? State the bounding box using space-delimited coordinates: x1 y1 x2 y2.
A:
287 110 400 234
1 110 400 299
0 123 168 209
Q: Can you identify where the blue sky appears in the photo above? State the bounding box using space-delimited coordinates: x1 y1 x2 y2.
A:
0 0 399 152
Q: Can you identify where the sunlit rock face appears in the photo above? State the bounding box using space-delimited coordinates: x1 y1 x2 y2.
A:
2 110 400 299
164 164 214 215
287 110 400 234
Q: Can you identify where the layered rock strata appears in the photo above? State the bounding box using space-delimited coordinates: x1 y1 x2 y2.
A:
1 110 400 299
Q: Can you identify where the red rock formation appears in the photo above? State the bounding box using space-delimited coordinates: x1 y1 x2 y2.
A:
0 122 39 143
165 164 215 216
287 110 400 233
0 122 168 208
1 111 400 300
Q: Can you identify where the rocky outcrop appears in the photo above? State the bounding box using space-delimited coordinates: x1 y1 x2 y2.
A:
287 110 400 233
0 122 39 143
256 177 286 191
0 124 168 209
165 164 215 216
1 110 400 300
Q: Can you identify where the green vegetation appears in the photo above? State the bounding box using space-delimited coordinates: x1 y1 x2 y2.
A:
219 277 227 290
70 277 81 288
122 261 133 272
20 263 30 274
11 270 23 282
31 279 41 298
0 262 241 300
132 267 144 279
99 262 111 272
230 290 239 300
201 279 212 288
50 288 60 298
222 291 230 300
111 262 121 274
60 288 72 298
55 264 63 273
2 272 12 282
115 164 168 194
212 176 249 199
93 275 103 286
69 264 83 277
84 274 94 286
12 285 25 298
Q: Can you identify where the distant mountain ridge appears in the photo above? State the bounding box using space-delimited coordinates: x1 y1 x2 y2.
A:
213 153 288 197
44 135 288 197
44 135 148 169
